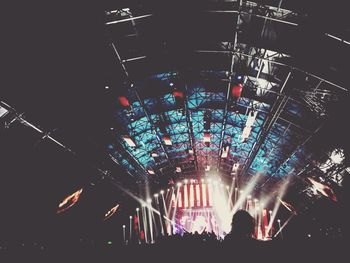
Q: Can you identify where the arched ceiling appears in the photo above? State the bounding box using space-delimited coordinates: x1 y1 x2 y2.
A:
103 0 349 191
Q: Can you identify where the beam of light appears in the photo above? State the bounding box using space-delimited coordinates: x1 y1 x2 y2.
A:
308 177 337 202
147 203 154 243
122 225 126 244
231 174 262 216
273 214 294 239
141 205 149 243
266 177 290 235
103 204 120 221
57 188 83 214
129 216 133 240
279 198 297 215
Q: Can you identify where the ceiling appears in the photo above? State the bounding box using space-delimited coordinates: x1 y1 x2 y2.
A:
1 0 350 243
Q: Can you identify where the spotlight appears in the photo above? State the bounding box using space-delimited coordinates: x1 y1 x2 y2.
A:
167 189 170 192
226 186 230 190
201 179 204 183
184 179 188 184
123 225 126 228
129 216 132 219
154 193 159 198
136 208 139 212
105 86 109 89
147 198 152 203
177 182 182 187
160 190 164 194
236 75 242 80
170 82 174 87
254 199 258 202
269 210 272 214
277 219 281 223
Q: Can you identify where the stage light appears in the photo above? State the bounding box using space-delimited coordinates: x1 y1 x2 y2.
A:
123 225 126 228
107 241 112 245
118 96 130 107
177 182 182 187
0 106 9 118
226 185 229 190
147 169 155 175
184 179 188 184
160 190 164 194
167 189 170 192
176 167 182 173
163 136 172 146
201 179 204 183
136 208 139 212
57 188 83 214
147 198 152 203
231 83 243 98
105 86 109 90
104 204 120 221
154 193 159 198
277 219 281 223
170 82 174 87
236 75 243 80
122 135 136 147
188 149 194 155
129 216 132 219
151 152 159 157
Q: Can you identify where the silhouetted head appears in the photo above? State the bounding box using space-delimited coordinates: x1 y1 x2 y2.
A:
230 210 255 238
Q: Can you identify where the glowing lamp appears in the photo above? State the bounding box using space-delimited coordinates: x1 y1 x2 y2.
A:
147 169 155 175
172 90 184 98
163 136 172 146
117 96 130 107
203 133 211 143
122 135 136 147
176 166 182 173
231 83 243 98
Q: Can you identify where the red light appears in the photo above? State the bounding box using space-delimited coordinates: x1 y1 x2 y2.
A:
231 84 243 98
172 90 184 98
118 96 130 107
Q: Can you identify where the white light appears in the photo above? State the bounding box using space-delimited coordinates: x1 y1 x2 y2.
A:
105 85 109 89
163 137 172 146
269 210 272 214
167 189 170 192
147 169 155 175
160 190 164 194
147 198 152 203
177 182 182 187
184 179 188 184
129 216 132 219
176 167 182 173
201 179 204 183
170 82 174 87
0 106 9 118
123 225 126 228
122 135 136 147
277 219 281 223
136 208 139 212
188 149 194 155
151 152 159 158
154 193 159 198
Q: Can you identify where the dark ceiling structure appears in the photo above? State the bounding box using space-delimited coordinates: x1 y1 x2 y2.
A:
1 0 350 245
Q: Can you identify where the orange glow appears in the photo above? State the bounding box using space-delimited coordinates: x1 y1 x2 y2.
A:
308 178 337 202
57 188 83 214
104 204 120 221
